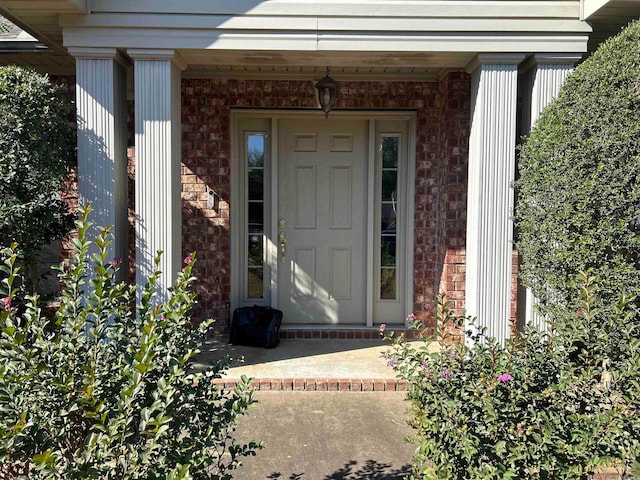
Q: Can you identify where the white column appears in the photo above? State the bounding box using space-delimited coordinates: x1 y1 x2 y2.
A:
465 54 525 344
70 47 129 277
519 54 581 331
128 49 185 302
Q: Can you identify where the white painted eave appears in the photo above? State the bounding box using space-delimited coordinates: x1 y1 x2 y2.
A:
582 0 612 19
60 1 591 59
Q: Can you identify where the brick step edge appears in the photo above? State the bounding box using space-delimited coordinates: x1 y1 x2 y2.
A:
592 468 630 479
213 378 408 392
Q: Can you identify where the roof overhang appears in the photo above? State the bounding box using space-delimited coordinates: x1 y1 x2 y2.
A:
5 0 633 78
581 0 640 19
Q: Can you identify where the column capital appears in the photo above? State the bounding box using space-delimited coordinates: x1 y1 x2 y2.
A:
520 53 583 72
67 47 131 67
127 49 187 71
466 53 527 73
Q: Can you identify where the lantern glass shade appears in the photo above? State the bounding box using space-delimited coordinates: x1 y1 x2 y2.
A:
315 74 338 118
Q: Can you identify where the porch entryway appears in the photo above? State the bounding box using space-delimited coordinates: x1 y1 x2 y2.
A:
232 112 415 328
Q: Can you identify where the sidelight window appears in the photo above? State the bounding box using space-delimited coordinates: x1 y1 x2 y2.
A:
246 133 266 299
380 135 399 300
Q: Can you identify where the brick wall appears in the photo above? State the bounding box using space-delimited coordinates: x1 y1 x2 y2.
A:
54 73 478 332
181 75 471 330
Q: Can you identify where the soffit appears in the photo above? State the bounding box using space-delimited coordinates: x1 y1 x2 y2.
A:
583 1 640 52
0 1 79 70
180 50 471 81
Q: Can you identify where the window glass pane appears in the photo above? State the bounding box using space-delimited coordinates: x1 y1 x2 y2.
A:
381 239 396 267
248 202 263 232
382 137 398 168
246 132 266 301
247 268 264 298
380 135 400 300
248 134 265 167
248 169 264 200
248 235 263 267
380 268 396 299
382 171 397 201
381 204 396 231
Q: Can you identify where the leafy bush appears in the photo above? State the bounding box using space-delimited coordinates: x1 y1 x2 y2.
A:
0 66 75 293
0 206 260 479
384 275 640 479
515 20 640 317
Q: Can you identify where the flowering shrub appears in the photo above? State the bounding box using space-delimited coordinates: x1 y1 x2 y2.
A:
0 206 260 479
384 274 640 479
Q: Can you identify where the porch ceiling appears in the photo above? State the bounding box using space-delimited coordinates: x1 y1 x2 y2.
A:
181 50 470 81
0 1 78 73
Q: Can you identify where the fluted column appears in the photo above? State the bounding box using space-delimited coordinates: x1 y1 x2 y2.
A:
519 54 581 331
128 49 185 301
70 47 129 277
465 54 525 344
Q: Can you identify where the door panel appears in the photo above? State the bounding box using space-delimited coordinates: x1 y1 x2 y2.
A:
278 118 368 324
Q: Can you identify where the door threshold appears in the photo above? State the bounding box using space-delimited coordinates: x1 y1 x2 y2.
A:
279 324 414 340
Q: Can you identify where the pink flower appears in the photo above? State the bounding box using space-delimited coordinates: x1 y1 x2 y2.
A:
109 257 122 267
379 323 386 333
1 297 10 310
420 362 429 372
386 358 397 368
440 369 453 378
406 313 416 322
184 255 193 265
497 373 513 383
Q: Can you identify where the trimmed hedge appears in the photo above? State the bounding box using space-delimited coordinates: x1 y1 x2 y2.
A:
515 20 640 316
0 66 75 292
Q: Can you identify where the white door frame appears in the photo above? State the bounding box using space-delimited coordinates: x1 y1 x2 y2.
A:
231 109 416 326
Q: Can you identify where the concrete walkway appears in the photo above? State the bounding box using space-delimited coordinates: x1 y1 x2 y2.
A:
195 339 419 478
233 391 416 479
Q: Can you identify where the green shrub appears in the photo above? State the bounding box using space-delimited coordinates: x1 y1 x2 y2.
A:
0 66 75 293
385 274 640 479
0 206 260 479
515 20 640 317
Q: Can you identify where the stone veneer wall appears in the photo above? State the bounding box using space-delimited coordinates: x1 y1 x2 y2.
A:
180 74 471 332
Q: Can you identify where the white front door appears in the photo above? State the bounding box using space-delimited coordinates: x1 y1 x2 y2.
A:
277 118 368 324
232 112 415 326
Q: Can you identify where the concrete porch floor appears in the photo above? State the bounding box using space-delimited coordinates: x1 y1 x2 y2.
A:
194 337 412 391
193 336 420 477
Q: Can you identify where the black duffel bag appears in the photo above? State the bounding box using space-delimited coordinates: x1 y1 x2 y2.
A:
230 305 283 348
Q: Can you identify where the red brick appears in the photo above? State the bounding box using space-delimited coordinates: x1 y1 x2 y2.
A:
259 379 271 390
373 379 386 391
293 378 305 391
60 74 482 332
338 379 351 391
315 379 328 391
270 379 283 390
